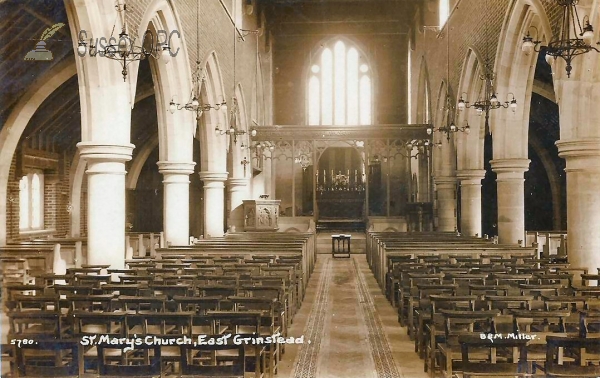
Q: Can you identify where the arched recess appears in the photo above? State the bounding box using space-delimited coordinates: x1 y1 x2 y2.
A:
415 57 432 124
198 51 228 173
0 60 76 245
126 135 160 190
456 47 486 171
492 0 553 158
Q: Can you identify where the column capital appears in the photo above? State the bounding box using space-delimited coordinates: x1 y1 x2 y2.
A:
433 176 457 186
227 178 249 187
77 142 134 163
199 171 229 183
556 138 600 172
490 158 529 180
157 161 196 176
456 169 486 182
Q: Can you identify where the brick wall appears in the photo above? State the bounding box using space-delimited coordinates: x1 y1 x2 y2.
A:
410 0 562 117
6 151 76 242
273 33 408 125
125 0 272 126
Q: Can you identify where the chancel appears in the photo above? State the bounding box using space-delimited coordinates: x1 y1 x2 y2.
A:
1 0 600 377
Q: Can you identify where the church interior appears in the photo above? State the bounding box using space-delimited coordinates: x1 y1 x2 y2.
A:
1 0 600 377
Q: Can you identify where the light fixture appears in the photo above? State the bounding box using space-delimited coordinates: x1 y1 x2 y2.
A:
215 13 258 145
406 139 432 159
77 0 170 81
456 64 517 131
427 95 470 141
453 0 517 132
521 1 599 78
168 63 228 117
427 20 469 142
169 1 225 120
215 97 257 144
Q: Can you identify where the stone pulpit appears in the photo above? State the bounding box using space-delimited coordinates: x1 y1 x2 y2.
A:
243 199 281 231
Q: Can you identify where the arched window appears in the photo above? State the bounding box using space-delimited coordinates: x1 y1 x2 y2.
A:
308 40 372 125
19 171 44 231
439 0 450 27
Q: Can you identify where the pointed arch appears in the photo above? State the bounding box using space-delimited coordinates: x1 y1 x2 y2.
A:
416 57 432 124
198 51 228 172
456 47 486 171
0 60 76 245
493 0 553 158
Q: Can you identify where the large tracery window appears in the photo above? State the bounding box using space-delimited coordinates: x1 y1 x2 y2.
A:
308 40 372 125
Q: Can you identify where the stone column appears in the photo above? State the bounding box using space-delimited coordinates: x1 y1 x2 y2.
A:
78 143 134 269
457 169 486 237
199 171 228 238
490 158 529 245
158 161 195 246
228 178 249 231
434 176 457 232
556 139 600 271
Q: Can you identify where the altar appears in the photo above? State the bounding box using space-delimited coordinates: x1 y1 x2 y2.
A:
317 186 365 219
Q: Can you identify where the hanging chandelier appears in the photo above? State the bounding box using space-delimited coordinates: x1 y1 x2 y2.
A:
456 63 517 130
214 97 257 144
169 0 225 120
213 12 259 146
77 0 171 81
168 61 227 118
428 95 470 141
522 0 598 78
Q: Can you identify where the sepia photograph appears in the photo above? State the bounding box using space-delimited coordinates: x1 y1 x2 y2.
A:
0 0 599 377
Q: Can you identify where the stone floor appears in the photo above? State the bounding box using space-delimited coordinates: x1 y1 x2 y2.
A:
278 255 427 378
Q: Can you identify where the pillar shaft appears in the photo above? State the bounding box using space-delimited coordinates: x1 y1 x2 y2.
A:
435 176 457 232
79 143 133 269
199 171 228 238
557 139 600 272
228 178 249 231
457 170 486 237
490 159 529 245
158 161 195 246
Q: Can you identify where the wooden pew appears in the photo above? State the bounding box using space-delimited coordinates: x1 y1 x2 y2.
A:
155 237 312 293
0 245 55 275
374 242 536 289
525 231 567 258
125 232 164 258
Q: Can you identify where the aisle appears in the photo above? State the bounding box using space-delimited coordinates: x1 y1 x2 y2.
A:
277 256 427 378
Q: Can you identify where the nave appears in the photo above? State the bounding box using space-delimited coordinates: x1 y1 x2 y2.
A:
278 256 425 378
